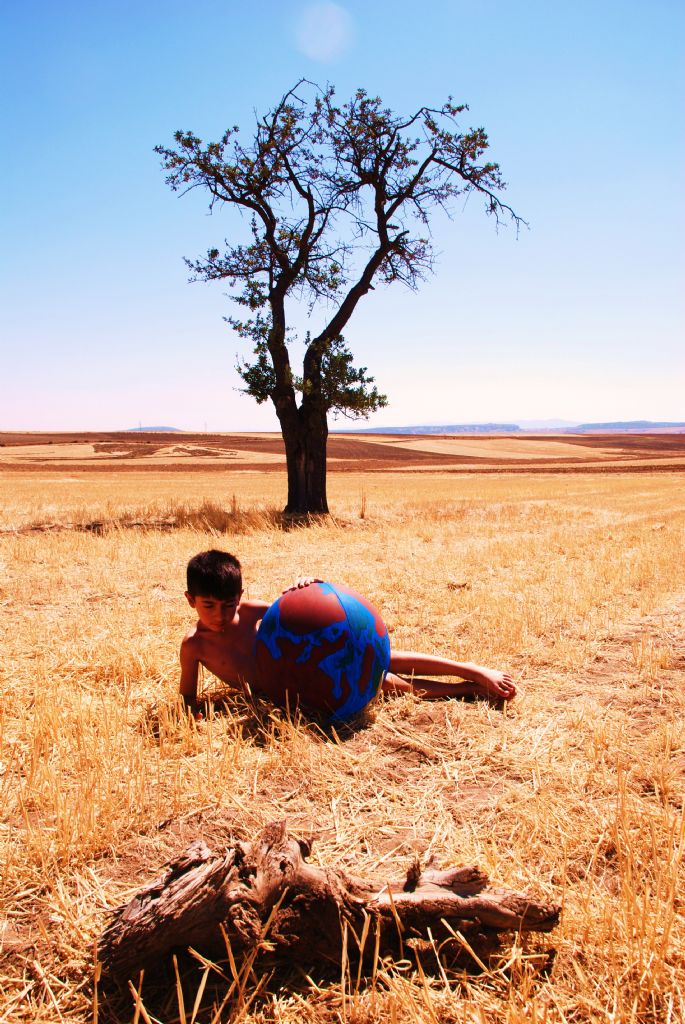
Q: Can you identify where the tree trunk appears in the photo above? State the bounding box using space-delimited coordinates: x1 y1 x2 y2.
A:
278 406 329 515
98 821 560 985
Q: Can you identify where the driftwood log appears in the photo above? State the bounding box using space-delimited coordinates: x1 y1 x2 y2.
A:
98 821 560 983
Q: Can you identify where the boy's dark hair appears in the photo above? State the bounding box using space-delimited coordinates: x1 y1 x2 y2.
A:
186 550 242 600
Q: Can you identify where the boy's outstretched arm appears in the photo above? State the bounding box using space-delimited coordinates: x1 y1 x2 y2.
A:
385 651 516 701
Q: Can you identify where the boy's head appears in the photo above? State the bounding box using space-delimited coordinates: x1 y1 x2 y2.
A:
186 549 242 601
185 550 243 632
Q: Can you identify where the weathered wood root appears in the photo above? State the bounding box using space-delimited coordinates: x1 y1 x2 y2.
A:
98 821 560 983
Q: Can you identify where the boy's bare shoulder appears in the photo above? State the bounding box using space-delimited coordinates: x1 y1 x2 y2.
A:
239 599 270 620
180 624 202 654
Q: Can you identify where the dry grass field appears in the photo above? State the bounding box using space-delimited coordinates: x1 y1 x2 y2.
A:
1 438 684 1023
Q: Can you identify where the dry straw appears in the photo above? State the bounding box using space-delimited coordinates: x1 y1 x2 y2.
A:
0 469 683 1022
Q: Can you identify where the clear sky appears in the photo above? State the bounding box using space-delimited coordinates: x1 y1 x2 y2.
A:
2 0 683 431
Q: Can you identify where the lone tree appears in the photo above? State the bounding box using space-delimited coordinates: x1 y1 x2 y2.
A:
156 83 522 514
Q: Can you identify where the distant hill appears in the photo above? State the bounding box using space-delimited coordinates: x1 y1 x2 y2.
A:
350 423 521 435
571 420 685 432
346 420 685 435
123 421 685 436
516 419 580 429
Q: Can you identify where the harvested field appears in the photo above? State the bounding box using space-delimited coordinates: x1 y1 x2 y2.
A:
357 435 620 458
2 430 685 474
1 463 684 1022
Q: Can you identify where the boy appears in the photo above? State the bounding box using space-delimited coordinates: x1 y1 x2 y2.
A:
179 549 516 717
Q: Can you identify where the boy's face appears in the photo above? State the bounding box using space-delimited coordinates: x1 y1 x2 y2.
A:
186 591 243 632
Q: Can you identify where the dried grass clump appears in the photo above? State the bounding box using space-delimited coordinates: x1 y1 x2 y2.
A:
1 496 288 537
0 468 684 1022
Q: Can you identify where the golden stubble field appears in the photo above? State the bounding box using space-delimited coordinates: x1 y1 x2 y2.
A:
1 463 684 1023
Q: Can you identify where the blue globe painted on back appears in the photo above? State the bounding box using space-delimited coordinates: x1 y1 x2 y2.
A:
255 582 391 721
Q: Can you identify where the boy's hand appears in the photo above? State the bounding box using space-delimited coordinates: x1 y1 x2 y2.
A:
182 695 206 720
282 577 323 593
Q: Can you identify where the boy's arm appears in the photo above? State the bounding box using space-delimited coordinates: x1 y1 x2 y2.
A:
179 636 201 714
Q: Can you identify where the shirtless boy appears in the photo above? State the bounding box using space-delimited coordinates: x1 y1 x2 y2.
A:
179 549 516 717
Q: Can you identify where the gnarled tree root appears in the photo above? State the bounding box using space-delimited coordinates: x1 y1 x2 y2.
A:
98 821 560 983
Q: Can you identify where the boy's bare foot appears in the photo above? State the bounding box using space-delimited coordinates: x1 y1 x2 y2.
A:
470 669 516 701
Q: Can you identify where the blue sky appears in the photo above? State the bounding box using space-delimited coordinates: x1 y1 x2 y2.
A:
2 0 683 431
